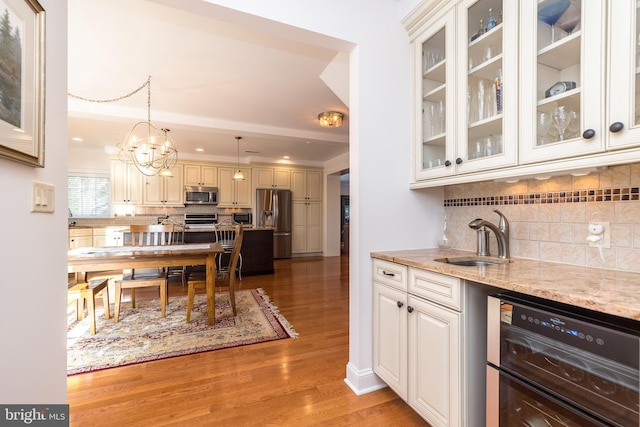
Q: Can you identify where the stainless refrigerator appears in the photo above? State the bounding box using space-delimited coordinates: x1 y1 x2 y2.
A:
256 189 292 259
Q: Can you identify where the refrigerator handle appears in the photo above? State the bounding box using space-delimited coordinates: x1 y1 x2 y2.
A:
273 193 279 225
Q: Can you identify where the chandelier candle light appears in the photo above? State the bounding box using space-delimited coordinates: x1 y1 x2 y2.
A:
317 111 344 128
118 77 178 176
69 76 178 177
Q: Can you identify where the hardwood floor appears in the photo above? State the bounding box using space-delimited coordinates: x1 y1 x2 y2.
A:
67 255 430 426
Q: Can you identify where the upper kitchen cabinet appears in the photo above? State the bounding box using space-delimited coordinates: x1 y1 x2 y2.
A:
410 0 518 181
253 166 291 190
607 0 640 150
143 164 184 206
519 0 606 163
218 167 252 207
291 169 322 202
184 164 217 187
111 160 143 205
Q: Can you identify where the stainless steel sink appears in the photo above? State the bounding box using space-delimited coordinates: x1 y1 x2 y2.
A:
434 256 510 267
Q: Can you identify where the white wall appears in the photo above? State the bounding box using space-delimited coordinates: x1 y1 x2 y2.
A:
0 0 68 403
185 0 444 393
0 0 444 404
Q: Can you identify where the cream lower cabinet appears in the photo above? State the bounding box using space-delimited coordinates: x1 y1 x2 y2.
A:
92 227 127 247
372 258 494 426
292 201 323 254
69 228 93 249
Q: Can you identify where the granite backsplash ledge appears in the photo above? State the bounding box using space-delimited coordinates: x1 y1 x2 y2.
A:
442 163 640 273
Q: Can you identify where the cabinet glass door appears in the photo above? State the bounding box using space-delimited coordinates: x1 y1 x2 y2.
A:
608 0 640 149
457 0 517 173
414 9 455 180
520 0 604 164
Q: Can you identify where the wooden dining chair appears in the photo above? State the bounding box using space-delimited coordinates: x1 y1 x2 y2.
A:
114 224 175 323
215 218 243 280
67 278 110 335
186 225 244 323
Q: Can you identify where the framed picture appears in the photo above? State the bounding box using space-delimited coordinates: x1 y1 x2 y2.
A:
0 0 44 167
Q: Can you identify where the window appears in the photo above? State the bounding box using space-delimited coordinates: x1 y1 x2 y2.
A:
68 175 110 217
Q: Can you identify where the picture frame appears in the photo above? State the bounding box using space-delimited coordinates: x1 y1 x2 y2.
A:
0 0 44 167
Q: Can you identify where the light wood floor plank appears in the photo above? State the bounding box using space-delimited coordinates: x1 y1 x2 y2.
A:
67 255 430 426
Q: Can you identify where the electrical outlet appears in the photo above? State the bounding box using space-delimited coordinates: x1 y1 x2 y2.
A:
588 221 610 248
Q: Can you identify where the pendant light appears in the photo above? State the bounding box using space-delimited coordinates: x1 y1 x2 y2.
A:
233 136 245 180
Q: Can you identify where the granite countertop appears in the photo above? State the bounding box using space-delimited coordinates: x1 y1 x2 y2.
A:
371 248 640 321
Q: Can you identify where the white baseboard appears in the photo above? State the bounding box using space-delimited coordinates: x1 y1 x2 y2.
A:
343 362 388 396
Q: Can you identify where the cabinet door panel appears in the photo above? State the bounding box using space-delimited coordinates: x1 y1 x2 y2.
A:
519 0 605 163
306 171 322 201
608 0 640 149
291 201 307 253
408 296 460 427
164 164 183 204
373 282 408 399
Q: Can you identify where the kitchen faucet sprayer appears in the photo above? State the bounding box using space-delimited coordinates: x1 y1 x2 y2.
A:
468 209 510 259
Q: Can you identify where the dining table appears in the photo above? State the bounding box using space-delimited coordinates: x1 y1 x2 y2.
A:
68 242 224 325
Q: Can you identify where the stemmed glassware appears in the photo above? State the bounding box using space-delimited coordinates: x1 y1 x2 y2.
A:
538 0 570 43
556 0 581 38
551 106 573 141
438 100 445 134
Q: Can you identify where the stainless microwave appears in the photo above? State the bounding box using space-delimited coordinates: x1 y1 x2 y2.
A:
184 186 218 205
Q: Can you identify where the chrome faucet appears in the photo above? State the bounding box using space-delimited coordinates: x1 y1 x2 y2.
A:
468 209 510 259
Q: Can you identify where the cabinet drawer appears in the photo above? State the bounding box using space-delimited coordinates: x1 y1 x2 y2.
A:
372 259 407 291
68 228 92 237
409 268 462 311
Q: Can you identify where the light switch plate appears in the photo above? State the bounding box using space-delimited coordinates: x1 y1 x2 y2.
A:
31 181 55 213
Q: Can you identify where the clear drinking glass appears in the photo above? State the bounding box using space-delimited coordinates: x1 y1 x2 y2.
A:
537 111 552 145
438 100 445 134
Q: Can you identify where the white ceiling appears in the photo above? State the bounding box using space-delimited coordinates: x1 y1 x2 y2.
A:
67 0 351 167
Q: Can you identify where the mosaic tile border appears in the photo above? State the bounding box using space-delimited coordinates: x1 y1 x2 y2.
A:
444 187 640 207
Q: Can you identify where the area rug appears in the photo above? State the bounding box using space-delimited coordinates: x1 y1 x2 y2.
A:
67 288 297 375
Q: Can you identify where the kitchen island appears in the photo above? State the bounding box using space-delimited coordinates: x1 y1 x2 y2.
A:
185 227 274 276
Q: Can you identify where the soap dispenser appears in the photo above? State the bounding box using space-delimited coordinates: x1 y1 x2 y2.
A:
476 226 491 256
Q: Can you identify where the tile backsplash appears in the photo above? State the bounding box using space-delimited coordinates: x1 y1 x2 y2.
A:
443 163 640 272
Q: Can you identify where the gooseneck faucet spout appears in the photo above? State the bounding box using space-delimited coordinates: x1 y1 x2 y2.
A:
468 209 510 259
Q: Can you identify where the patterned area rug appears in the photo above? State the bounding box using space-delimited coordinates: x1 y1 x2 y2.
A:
67 288 297 375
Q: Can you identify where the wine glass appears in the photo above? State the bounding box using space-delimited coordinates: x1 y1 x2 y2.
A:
537 111 552 145
538 0 570 43
551 106 573 141
556 0 581 39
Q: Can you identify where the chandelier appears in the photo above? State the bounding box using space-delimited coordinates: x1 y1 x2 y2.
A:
233 136 245 180
116 77 178 176
69 76 178 177
317 111 344 128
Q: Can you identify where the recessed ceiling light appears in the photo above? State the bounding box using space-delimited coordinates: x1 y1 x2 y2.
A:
283 156 290 159
72 137 83 142
195 148 204 152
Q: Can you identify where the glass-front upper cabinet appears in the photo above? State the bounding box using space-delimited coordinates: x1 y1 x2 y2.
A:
455 0 518 173
608 0 640 150
413 8 455 180
519 0 605 164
